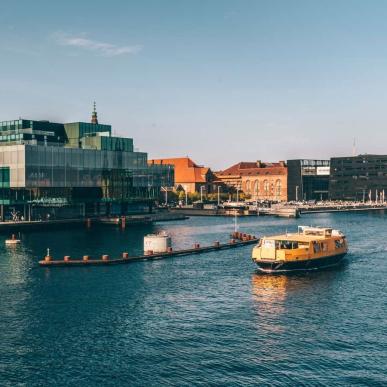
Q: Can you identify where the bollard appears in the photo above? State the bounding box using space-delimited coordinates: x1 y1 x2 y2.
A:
167 247 173 253
122 252 129 259
44 248 52 262
102 255 109 261
230 239 236 244
194 243 200 249
214 241 220 248
64 255 71 262
83 255 89 261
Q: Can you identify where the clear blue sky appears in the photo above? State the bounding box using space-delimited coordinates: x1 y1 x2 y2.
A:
1 0 387 169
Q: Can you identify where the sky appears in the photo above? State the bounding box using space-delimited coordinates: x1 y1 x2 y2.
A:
1 0 387 170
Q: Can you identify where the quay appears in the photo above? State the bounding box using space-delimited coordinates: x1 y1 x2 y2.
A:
39 232 258 267
296 203 387 214
0 213 188 233
169 207 299 218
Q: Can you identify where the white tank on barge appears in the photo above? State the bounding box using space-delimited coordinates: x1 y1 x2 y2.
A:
144 232 172 254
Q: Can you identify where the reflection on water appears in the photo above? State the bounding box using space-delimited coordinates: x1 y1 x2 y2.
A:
250 274 289 334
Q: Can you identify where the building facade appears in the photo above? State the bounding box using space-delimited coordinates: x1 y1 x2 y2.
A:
216 161 288 201
287 159 330 201
149 157 215 194
329 154 387 201
0 109 173 220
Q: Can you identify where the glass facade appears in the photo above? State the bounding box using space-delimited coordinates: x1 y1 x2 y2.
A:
287 159 330 201
0 118 173 218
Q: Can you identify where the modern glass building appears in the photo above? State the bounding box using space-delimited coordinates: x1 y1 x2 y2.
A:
287 159 330 201
0 109 173 220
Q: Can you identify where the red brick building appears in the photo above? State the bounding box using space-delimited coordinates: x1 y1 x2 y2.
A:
216 161 288 201
149 157 216 194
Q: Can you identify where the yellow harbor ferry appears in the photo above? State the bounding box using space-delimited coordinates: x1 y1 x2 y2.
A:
252 226 348 273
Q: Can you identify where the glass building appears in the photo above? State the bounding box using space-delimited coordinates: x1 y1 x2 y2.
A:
287 159 330 201
0 110 173 220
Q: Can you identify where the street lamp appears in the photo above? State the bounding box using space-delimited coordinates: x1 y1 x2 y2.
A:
200 185 205 203
217 186 221 206
161 186 168 205
295 186 299 202
184 185 188 206
236 187 240 203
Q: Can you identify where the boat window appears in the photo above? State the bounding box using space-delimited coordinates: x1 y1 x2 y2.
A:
313 241 321 253
335 239 344 249
263 239 275 248
278 240 299 249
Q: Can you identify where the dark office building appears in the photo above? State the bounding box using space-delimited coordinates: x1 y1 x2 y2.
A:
329 155 387 201
287 159 330 201
0 107 173 220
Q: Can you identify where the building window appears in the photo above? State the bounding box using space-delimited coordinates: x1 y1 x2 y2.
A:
245 180 251 193
263 180 269 195
275 179 281 197
253 179 259 195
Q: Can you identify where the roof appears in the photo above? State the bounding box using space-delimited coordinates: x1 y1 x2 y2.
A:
149 157 210 183
218 161 287 177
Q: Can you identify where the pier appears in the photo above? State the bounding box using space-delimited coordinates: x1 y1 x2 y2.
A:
39 232 258 267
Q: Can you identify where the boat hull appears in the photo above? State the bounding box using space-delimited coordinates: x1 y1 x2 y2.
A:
253 253 347 273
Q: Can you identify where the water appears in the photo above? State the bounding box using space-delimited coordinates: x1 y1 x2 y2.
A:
0 212 386 386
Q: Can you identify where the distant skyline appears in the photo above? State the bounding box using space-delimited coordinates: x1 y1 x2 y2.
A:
1 0 387 169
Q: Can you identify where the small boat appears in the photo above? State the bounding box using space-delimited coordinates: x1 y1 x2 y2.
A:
252 226 348 273
5 234 21 245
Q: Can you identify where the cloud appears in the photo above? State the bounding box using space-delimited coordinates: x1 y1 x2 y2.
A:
54 33 142 57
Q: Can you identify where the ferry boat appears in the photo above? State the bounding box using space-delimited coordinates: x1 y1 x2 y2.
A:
252 226 348 273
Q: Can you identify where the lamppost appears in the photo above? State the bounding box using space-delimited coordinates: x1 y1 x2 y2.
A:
161 187 168 205
296 186 299 202
184 185 188 206
236 187 240 203
217 186 221 206
200 185 205 202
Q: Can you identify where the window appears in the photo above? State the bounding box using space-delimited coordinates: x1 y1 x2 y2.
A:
245 180 250 193
263 180 269 194
253 179 259 195
275 179 281 197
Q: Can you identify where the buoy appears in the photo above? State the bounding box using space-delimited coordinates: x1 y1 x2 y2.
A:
64 255 71 262
83 255 89 261
167 247 173 253
194 243 200 249
102 255 109 261
122 252 129 259
5 234 21 245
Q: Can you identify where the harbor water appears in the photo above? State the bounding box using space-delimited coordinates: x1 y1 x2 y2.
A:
0 212 386 386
